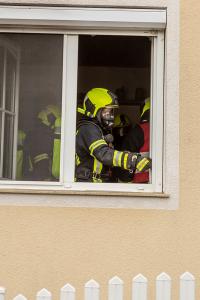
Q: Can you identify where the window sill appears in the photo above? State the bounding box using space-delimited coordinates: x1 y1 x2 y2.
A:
0 187 169 198
0 186 175 209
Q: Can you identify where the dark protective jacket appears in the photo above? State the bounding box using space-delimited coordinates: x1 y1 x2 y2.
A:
75 118 132 182
133 121 150 183
112 123 144 182
23 117 61 181
23 121 55 181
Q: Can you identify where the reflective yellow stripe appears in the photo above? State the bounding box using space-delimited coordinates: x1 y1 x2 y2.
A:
113 150 122 167
113 150 117 167
123 153 129 169
118 152 123 167
89 139 107 155
75 153 80 166
91 142 107 155
52 139 60 179
89 139 106 151
33 153 49 164
94 158 103 174
93 158 103 183
136 158 149 172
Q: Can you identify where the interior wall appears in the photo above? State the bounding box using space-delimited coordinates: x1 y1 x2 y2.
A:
78 66 150 103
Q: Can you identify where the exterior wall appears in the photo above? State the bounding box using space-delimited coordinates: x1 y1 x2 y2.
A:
0 0 198 299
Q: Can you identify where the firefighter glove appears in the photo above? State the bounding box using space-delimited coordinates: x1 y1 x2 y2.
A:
136 155 152 172
126 153 138 170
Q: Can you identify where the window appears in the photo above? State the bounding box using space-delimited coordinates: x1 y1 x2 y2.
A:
0 6 167 194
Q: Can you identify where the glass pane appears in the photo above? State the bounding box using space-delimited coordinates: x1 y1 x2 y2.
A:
0 34 63 182
76 35 151 183
0 47 4 108
0 112 2 170
11 33 63 181
3 113 14 179
0 34 63 181
5 50 16 112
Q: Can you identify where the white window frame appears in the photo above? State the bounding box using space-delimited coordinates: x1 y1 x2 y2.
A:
0 38 20 180
0 5 171 198
62 31 164 193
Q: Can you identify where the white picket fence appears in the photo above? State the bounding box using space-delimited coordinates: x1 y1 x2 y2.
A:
0 272 195 300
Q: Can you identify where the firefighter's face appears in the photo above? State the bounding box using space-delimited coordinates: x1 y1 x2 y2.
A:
101 107 115 129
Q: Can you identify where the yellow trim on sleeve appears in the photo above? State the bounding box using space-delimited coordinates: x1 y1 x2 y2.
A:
89 139 107 155
123 153 129 169
113 150 123 167
33 153 49 164
136 158 149 172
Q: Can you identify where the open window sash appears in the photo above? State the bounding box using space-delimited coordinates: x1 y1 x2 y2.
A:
62 31 164 193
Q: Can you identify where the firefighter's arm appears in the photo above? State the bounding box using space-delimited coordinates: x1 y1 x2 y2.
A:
82 123 151 172
89 136 151 172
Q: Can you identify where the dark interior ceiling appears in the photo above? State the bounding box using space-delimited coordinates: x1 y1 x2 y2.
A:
2 34 151 68
78 35 151 68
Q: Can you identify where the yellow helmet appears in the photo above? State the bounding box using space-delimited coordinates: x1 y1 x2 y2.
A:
38 105 61 127
141 98 150 118
114 114 131 128
78 88 119 118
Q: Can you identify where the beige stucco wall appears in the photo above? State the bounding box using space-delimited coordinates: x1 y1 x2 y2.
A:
0 0 198 299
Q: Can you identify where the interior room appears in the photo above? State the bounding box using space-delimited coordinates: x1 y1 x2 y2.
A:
77 35 151 123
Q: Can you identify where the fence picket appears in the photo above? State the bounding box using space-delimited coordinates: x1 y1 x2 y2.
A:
60 284 75 300
132 274 147 300
108 276 123 300
0 271 197 300
84 280 99 300
37 289 51 300
180 272 195 300
13 294 27 300
0 287 5 300
156 273 171 300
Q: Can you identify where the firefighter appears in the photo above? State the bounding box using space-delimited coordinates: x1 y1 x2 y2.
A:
23 105 61 181
115 98 150 183
75 88 151 183
133 98 150 183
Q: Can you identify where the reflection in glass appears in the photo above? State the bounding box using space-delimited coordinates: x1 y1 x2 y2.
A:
0 47 4 108
3 113 14 179
0 34 63 182
5 51 16 112
14 34 63 181
0 112 2 165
